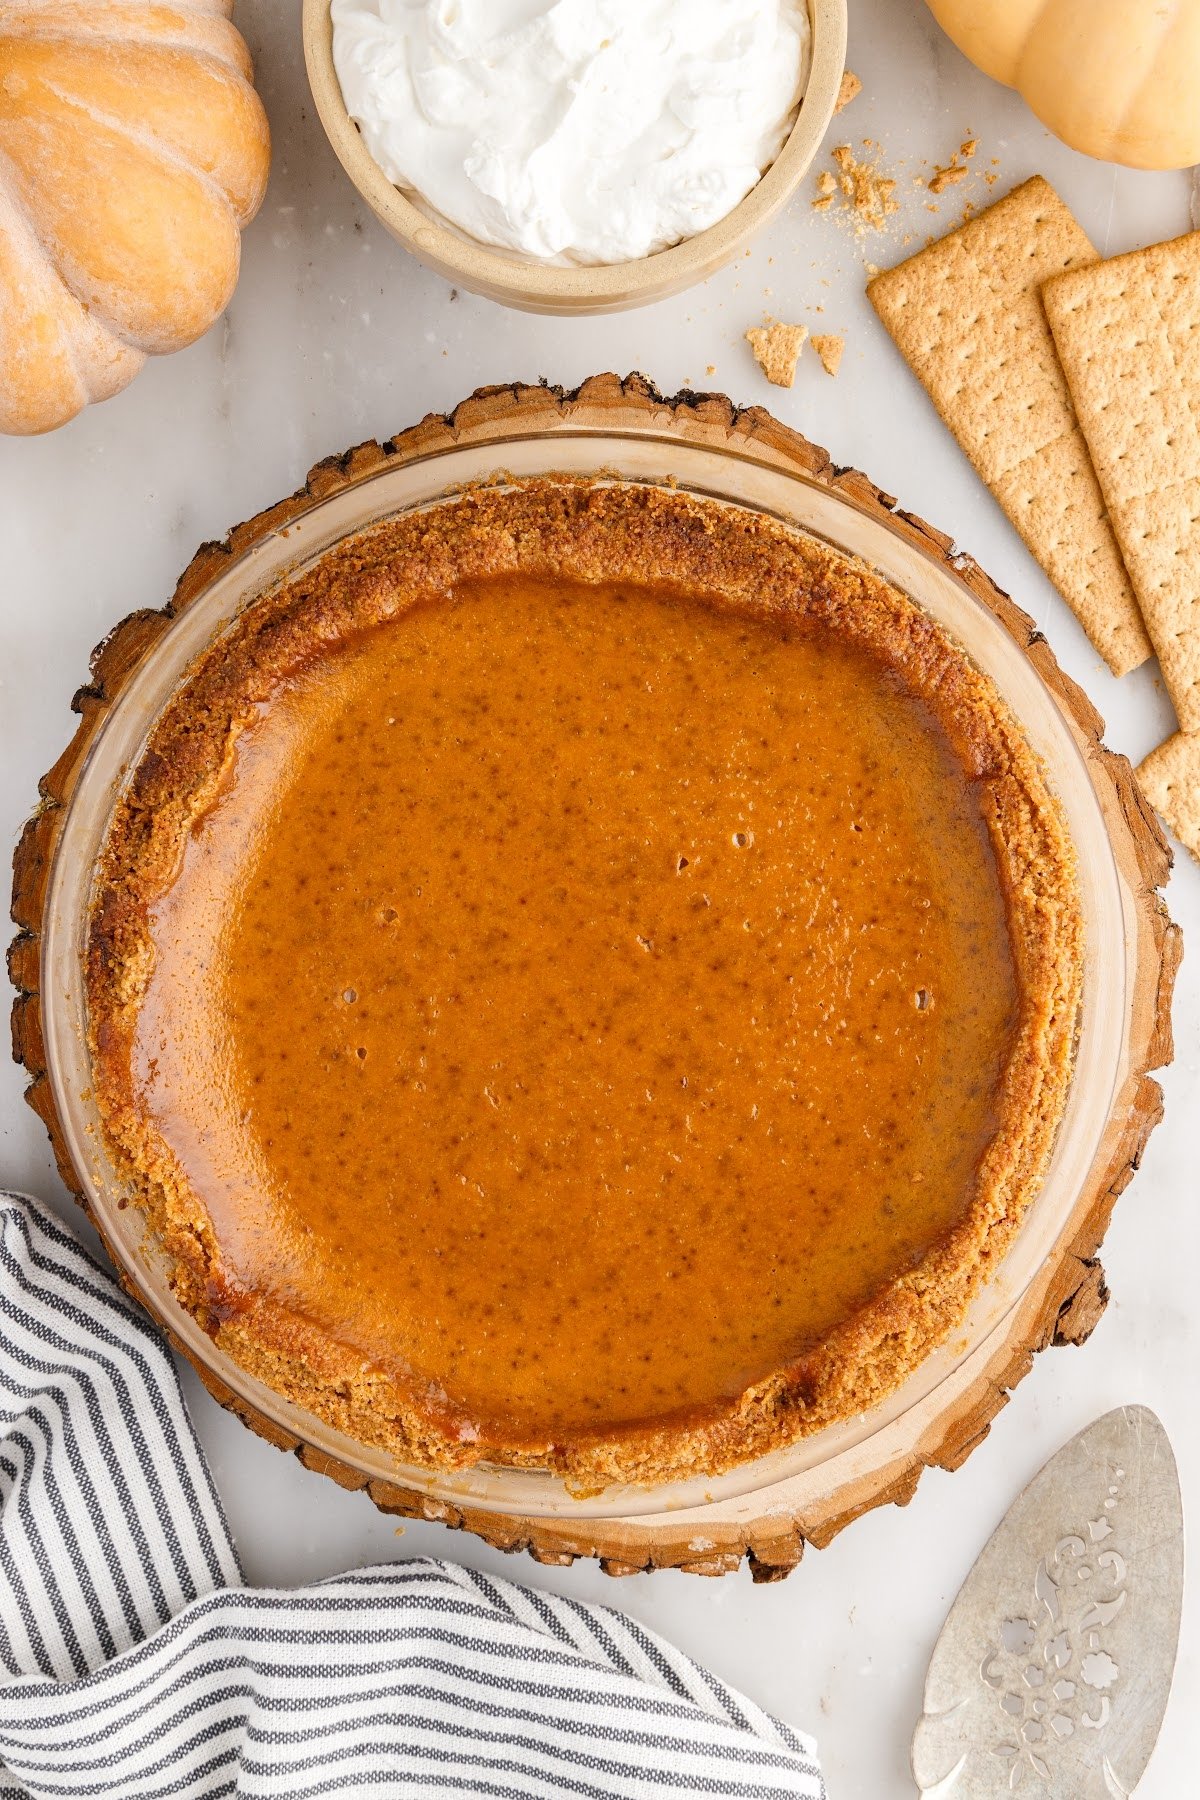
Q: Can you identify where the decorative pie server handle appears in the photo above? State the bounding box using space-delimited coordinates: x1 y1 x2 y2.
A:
911 1406 1183 1797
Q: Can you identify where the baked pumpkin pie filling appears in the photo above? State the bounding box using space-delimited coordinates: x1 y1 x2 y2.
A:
87 480 1081 1486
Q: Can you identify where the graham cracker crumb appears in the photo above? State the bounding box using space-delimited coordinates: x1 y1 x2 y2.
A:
812 334 845 377
834 69 863 114
745 317 807 387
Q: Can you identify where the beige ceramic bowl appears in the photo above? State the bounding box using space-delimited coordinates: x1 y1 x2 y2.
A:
302 0 848 315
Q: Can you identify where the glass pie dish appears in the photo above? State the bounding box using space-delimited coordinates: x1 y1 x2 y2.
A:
14 378 1176 1572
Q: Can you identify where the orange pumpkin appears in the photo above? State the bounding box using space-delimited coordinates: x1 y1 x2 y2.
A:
0 2 270 434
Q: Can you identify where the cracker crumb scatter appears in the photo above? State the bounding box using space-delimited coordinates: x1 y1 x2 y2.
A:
812 131 988 252
812 334 845 377
834 69 862 113
831 142 898 232
705 364 716 376
746 317 807 387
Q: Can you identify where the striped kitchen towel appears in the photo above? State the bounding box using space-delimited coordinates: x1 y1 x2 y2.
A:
0 1193 823 1799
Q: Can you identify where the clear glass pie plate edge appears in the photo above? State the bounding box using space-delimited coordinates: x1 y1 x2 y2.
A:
38 430 1131 1523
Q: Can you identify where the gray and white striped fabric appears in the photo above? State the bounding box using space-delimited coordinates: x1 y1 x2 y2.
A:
0 1193 823 1798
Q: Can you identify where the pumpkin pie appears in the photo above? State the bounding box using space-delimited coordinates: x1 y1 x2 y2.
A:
86 479 1082 1488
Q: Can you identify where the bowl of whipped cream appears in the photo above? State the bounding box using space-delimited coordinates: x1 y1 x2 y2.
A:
303 0 848 313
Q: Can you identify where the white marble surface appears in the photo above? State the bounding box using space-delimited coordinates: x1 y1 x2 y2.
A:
2 3 1197 1794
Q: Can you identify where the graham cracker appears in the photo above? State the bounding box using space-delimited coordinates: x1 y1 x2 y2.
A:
1137 732 1200 861
867 177 1151 678
746 319 806 388
1043 231 1200 730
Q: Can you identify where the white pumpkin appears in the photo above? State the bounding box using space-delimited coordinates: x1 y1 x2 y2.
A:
925 0 1200 170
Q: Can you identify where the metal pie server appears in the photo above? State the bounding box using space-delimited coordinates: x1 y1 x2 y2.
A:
912 1405 1183 1797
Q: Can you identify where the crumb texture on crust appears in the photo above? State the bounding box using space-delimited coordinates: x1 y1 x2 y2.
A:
85 477 1083 1491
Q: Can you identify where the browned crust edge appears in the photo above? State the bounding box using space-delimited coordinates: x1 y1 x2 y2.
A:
9 373 1180 1578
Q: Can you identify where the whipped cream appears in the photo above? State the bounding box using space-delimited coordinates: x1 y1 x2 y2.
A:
330 0 812 266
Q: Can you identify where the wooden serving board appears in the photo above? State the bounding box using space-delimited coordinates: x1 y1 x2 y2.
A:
9 375 1181 1580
